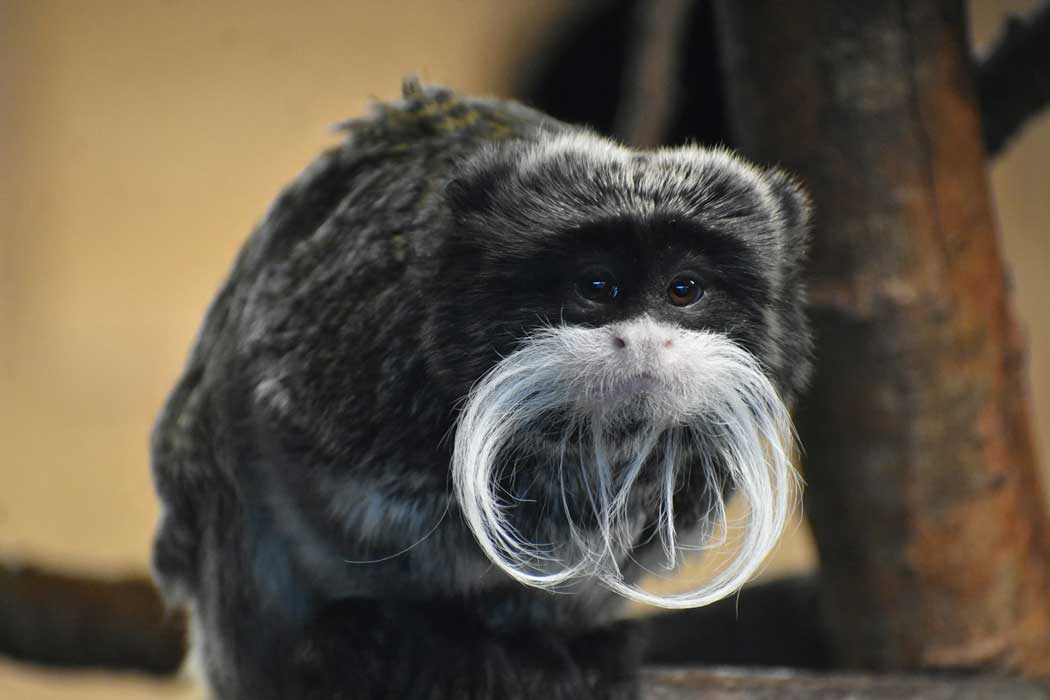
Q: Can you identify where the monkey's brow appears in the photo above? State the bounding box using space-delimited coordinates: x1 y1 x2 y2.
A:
533 218 759 272
569 216 755 255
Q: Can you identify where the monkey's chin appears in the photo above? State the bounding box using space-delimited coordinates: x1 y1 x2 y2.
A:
451 320 799 610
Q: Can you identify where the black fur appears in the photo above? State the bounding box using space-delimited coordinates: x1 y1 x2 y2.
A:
151 82 810 699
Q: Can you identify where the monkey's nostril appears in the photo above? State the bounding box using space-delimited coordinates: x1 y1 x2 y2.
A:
664 339 673 348
613 336 627 349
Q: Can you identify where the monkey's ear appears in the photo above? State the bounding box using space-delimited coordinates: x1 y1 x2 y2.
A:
764 168 812 270
761 168 813 405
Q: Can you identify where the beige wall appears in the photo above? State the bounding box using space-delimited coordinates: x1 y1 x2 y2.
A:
1 2 1047 697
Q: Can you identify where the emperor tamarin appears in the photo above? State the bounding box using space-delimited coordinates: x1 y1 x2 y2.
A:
151 81 812 699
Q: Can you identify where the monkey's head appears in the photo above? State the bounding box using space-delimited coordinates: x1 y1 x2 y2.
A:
424 133 812 608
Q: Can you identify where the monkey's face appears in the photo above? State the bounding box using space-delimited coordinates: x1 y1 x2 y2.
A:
427 136 811 608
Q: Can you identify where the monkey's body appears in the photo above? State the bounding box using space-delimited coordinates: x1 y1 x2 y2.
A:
152 83 810 699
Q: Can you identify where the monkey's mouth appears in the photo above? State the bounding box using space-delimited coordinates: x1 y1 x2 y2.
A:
619 371 662 394
583 370 683 428
590 371 670 405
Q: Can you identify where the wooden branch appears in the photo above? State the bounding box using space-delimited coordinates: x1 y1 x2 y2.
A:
641 667 1050 699
978 2 1050 156
0 562 184 674
713 0 1050 676
0 561 831 676
5 562 1049 700
520 0 1044 156
614 0 695 147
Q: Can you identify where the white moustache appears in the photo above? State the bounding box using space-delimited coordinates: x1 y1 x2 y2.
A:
452 316 798 610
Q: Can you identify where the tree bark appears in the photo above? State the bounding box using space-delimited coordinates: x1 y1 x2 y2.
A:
713 0 1050 675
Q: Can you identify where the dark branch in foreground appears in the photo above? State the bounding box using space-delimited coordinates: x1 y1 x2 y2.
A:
979 2 1050 156
0 565 828 675
641 667 1050 699
4 564 1050 700
0 562 184 674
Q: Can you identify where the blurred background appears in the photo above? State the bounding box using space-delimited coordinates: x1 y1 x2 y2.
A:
1 1 1046 697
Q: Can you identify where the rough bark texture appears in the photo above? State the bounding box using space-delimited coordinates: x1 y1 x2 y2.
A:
641 667 1050 699
713 0 1050 675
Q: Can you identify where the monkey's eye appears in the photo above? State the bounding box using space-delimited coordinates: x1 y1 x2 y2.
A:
667 275 704 307
576 267 621 304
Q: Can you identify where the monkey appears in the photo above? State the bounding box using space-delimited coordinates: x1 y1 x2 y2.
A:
150 80 812 700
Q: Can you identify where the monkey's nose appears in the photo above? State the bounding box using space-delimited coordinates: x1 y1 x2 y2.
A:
611 334 674 351
609 316 677 355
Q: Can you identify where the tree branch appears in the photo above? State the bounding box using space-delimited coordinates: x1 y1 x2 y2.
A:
714 0 1050 675
0 561 184 674
4 563 1050 700
614 0 695 147
978 2 1050 156
641 667 1050 699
